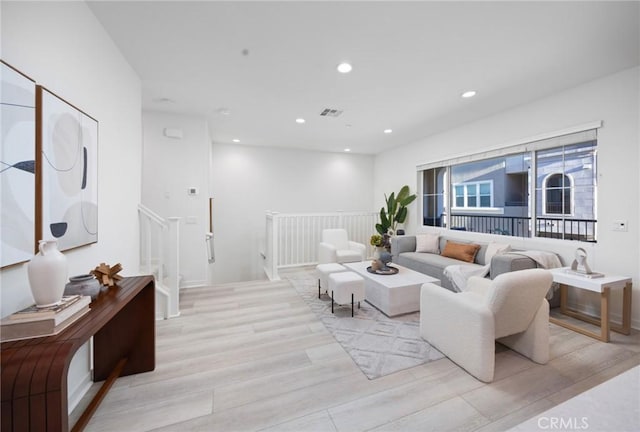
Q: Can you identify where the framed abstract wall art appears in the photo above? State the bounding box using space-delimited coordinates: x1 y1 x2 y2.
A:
37 86 98 252
1 61 36 268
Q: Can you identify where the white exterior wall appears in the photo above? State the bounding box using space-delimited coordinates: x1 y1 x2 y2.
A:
374 67 640 328
142 111 209 288
1 1 142 411
210 143 374 283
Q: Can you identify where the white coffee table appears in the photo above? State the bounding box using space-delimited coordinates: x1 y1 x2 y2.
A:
344 261 440 317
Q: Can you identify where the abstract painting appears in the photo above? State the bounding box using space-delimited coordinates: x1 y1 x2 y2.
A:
1 62 36 268
38 86 98 252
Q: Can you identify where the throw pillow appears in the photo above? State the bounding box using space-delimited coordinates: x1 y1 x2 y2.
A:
415 233 440 253
484 242 511 264
441 241 481 263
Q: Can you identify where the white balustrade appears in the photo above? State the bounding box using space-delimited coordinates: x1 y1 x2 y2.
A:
138 204 181 319
264 211 377 280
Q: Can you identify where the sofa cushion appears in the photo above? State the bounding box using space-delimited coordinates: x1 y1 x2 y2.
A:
441 241 481 263
395 252 484 291
484 242 511 264
415 233 440 253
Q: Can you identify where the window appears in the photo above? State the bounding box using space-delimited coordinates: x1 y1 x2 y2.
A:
422 167 446 227
453 181 493 209
544 173 571 215
535 140 596 241
418 126 598 242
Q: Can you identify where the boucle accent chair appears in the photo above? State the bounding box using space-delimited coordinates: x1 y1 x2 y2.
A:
318 229 366 264
420 268 553 382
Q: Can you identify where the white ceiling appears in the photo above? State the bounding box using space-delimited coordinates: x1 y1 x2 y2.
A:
87 1 639 154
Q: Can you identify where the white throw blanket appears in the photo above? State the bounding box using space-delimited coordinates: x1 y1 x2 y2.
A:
444 264 489 292
444 250 562 294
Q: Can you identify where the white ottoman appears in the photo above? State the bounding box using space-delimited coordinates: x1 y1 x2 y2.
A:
328 272 365 317
315 263 347 299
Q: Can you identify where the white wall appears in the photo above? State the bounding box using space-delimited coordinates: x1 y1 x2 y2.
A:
210 143 374 283
1 1 142 411
141 112 209 287
374 67 640 328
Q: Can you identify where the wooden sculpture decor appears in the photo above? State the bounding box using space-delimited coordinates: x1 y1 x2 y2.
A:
91 262 123 287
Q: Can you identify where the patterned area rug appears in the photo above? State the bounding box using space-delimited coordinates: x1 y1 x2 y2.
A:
284 269 444 380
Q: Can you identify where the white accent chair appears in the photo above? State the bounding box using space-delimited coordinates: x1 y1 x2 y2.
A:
318 229 366 264
420 268 553 382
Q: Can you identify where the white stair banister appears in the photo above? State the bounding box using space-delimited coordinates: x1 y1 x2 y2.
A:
138 204 182 319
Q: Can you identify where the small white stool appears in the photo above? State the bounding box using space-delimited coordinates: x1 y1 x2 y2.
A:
328 272 365 317
315 263 347 299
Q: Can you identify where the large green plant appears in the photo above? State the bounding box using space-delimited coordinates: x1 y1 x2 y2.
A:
375 185 417 235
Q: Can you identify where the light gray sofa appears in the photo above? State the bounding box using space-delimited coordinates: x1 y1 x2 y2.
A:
391 235 538 292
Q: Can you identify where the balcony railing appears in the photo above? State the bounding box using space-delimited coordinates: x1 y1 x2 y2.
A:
431 214 596 242
264 211 378 280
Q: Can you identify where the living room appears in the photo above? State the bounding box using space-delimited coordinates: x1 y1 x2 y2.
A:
1 1 639 431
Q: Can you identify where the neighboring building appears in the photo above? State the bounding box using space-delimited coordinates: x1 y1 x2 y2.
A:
422 135 598 242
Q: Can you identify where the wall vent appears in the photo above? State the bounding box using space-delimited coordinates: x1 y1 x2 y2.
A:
319 108 343 117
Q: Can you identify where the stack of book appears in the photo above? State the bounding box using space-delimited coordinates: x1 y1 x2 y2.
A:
0 295 91 342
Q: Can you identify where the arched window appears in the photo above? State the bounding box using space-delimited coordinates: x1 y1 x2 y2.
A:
544 173 571 215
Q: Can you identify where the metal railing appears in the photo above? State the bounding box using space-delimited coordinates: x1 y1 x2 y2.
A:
264 211 378 280
442 214 597 242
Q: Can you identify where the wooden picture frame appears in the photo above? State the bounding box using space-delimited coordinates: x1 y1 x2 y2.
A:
37 86 98 251
1 61 36 268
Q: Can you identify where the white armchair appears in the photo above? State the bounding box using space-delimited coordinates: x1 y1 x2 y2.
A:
318 229 366 264
420 268 553 382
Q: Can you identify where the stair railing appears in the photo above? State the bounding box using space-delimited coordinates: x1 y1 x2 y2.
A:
138 204 181 318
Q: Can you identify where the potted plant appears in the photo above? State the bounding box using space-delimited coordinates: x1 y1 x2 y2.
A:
375 185 417 237
369 233 389 257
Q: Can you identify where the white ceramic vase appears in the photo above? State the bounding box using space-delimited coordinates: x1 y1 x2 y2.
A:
28 240 68 307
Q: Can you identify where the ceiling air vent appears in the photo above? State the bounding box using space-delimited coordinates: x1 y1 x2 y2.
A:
319 108 343 117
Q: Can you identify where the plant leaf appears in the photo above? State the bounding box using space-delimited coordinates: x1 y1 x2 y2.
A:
380 208 389 227
397 185 410 202
396 206 408 224
399 194 417 207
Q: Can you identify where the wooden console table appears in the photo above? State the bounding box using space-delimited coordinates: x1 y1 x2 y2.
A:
1 275 155 432
549 267 632 342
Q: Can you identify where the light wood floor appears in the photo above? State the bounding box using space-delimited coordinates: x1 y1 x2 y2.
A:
73 267 640 431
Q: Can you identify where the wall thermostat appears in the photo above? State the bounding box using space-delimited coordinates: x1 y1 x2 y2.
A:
188 187 198 196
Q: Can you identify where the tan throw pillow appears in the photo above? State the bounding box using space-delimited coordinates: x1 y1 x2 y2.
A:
415 233 440 253
441 241 481 263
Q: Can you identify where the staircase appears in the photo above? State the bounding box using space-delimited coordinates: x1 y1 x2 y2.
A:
138 204 181 319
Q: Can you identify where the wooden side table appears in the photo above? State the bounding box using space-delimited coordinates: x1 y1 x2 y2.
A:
548 267 632 342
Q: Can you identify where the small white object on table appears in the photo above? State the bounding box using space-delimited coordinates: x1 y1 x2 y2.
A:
549 267 632 342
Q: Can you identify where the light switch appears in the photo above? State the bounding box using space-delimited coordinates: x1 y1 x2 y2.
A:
612 220 628 232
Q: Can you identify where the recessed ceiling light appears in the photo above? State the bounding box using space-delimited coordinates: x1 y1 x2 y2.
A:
344 148 351 152
217 108 230 115
461 90 477 98
295 118 305 124
337 63 353 74
232 139 240 143
383 129 393 134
